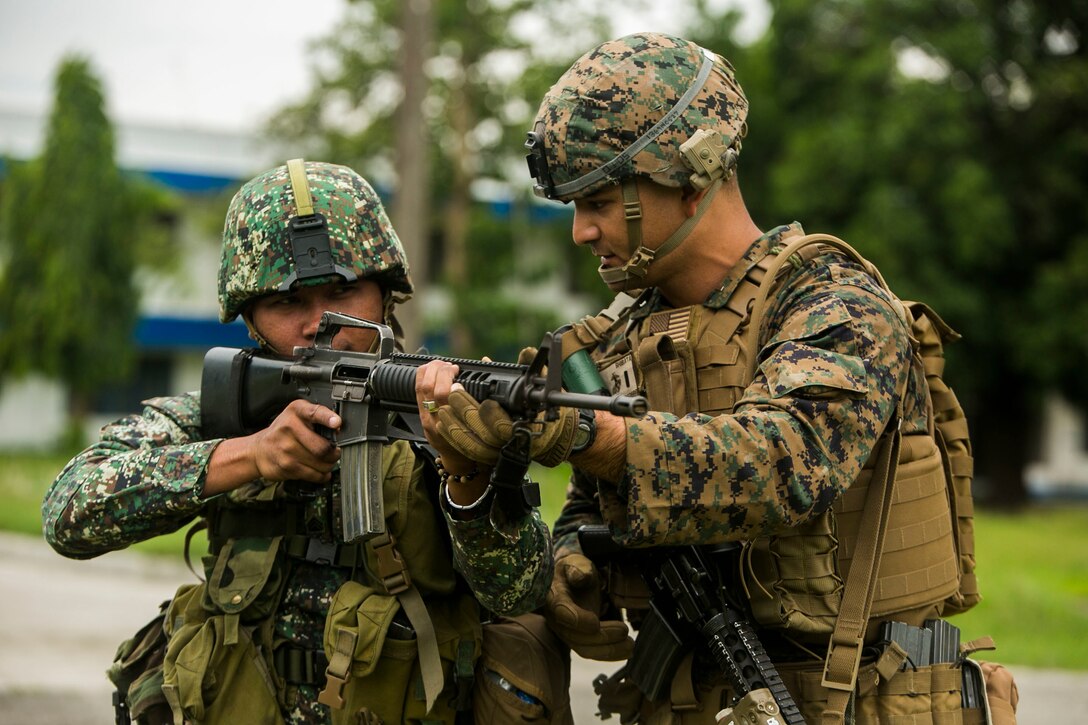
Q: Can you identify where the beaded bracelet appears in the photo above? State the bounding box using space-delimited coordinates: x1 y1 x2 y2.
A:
434 457 481 486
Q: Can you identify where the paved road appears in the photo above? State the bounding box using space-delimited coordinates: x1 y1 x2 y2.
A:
2 531 1083 723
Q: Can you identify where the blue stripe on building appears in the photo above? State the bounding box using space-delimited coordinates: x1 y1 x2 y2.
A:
135 316 252 349
143 168 240 194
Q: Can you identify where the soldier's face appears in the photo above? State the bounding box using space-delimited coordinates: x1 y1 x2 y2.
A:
248 278 384 356
571 179 689 290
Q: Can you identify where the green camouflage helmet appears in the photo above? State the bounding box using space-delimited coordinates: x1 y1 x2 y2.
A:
218 160 413 322
526 33 749 201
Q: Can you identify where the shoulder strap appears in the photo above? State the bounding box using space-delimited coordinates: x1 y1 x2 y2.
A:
742 233 896 384
820 417 901 723
560 292 642 360
742 233 907 722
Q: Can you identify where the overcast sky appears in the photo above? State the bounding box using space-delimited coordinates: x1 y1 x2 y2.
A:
0 0 767 136
0 0 346 132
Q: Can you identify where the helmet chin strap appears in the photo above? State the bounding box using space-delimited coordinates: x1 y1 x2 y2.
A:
598 176 724 291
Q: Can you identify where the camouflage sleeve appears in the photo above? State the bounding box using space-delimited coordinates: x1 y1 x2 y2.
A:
596 258 912 547
42 392 220 559
442 486 553 616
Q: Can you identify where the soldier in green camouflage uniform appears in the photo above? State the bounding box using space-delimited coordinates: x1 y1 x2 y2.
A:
431 34 963 723
42 160 556 724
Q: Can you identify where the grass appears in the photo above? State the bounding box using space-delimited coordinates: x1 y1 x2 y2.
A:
5 451 200 557
8 452 1087 670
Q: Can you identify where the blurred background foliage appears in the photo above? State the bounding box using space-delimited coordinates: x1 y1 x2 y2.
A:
1 0 1085 505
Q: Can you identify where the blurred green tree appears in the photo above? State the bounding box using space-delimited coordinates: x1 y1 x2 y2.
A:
0 56 178 446
687 0 1088 504
267 0 622 356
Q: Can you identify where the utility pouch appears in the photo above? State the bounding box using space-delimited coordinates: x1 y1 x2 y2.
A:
636 329 697 417
161 582 283 725
474 614 573 725
961 659 1019 725
320 580 482 724
108 601 173 724
778 658 966 724
203 535 286 622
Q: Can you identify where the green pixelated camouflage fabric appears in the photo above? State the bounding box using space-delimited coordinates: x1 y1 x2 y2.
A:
534 32 748 199
42 392 550 723
441 489 553 617
218 161 412 322
553 223 927 554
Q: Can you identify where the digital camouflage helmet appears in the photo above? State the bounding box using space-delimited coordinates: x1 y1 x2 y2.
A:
218 159 413 323
525 33 748 290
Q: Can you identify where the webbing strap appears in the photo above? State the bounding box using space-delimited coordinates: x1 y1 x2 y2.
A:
318 627 358 709
560 293 641 360
669 652 700 711
653 176 723 261
371 532 411 594
370 531 444 712
742 233 896 384
398 585 444 712
599 180 650 288
183 520 208 582
275 645 329 686
820 421 901 724
599 176 724 289
741 232 907 723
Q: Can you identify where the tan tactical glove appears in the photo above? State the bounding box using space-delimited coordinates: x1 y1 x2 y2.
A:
543 553 634 661
435 389 578 468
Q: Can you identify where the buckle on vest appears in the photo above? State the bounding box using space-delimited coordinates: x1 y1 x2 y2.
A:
371 532 411 595
306 538 338 565
318 628 358 710
821 632 864 692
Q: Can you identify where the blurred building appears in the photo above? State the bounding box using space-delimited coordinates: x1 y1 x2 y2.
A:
0 108 271 446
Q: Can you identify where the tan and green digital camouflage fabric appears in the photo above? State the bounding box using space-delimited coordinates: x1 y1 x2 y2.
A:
552 222 924 553
217 161 413 322
42 392 552 724
531 32 748 201
552 223 950 722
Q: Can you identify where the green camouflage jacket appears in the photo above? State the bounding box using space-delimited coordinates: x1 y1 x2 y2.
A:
554 223 927 554
42 391 551 723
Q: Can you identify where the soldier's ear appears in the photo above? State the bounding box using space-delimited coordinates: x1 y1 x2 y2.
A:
680 185 709 217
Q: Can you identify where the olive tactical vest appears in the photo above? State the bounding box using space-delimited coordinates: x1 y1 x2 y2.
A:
156 440 481 724
563 233 979 647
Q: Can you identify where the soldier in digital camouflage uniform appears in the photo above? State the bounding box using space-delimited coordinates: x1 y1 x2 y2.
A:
42 160 568 724
430 33 980 723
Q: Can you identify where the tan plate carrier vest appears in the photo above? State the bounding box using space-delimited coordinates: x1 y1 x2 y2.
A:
561 234 979 723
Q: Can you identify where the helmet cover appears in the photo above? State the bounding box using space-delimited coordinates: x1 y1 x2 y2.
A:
528 33 748 201
218 161 412 322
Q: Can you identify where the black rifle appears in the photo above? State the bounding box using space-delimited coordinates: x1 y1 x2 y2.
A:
578 524 806 725
201 311 648 543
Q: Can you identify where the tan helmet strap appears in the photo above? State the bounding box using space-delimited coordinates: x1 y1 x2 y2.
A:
286 158 314 217
598 177 722 290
